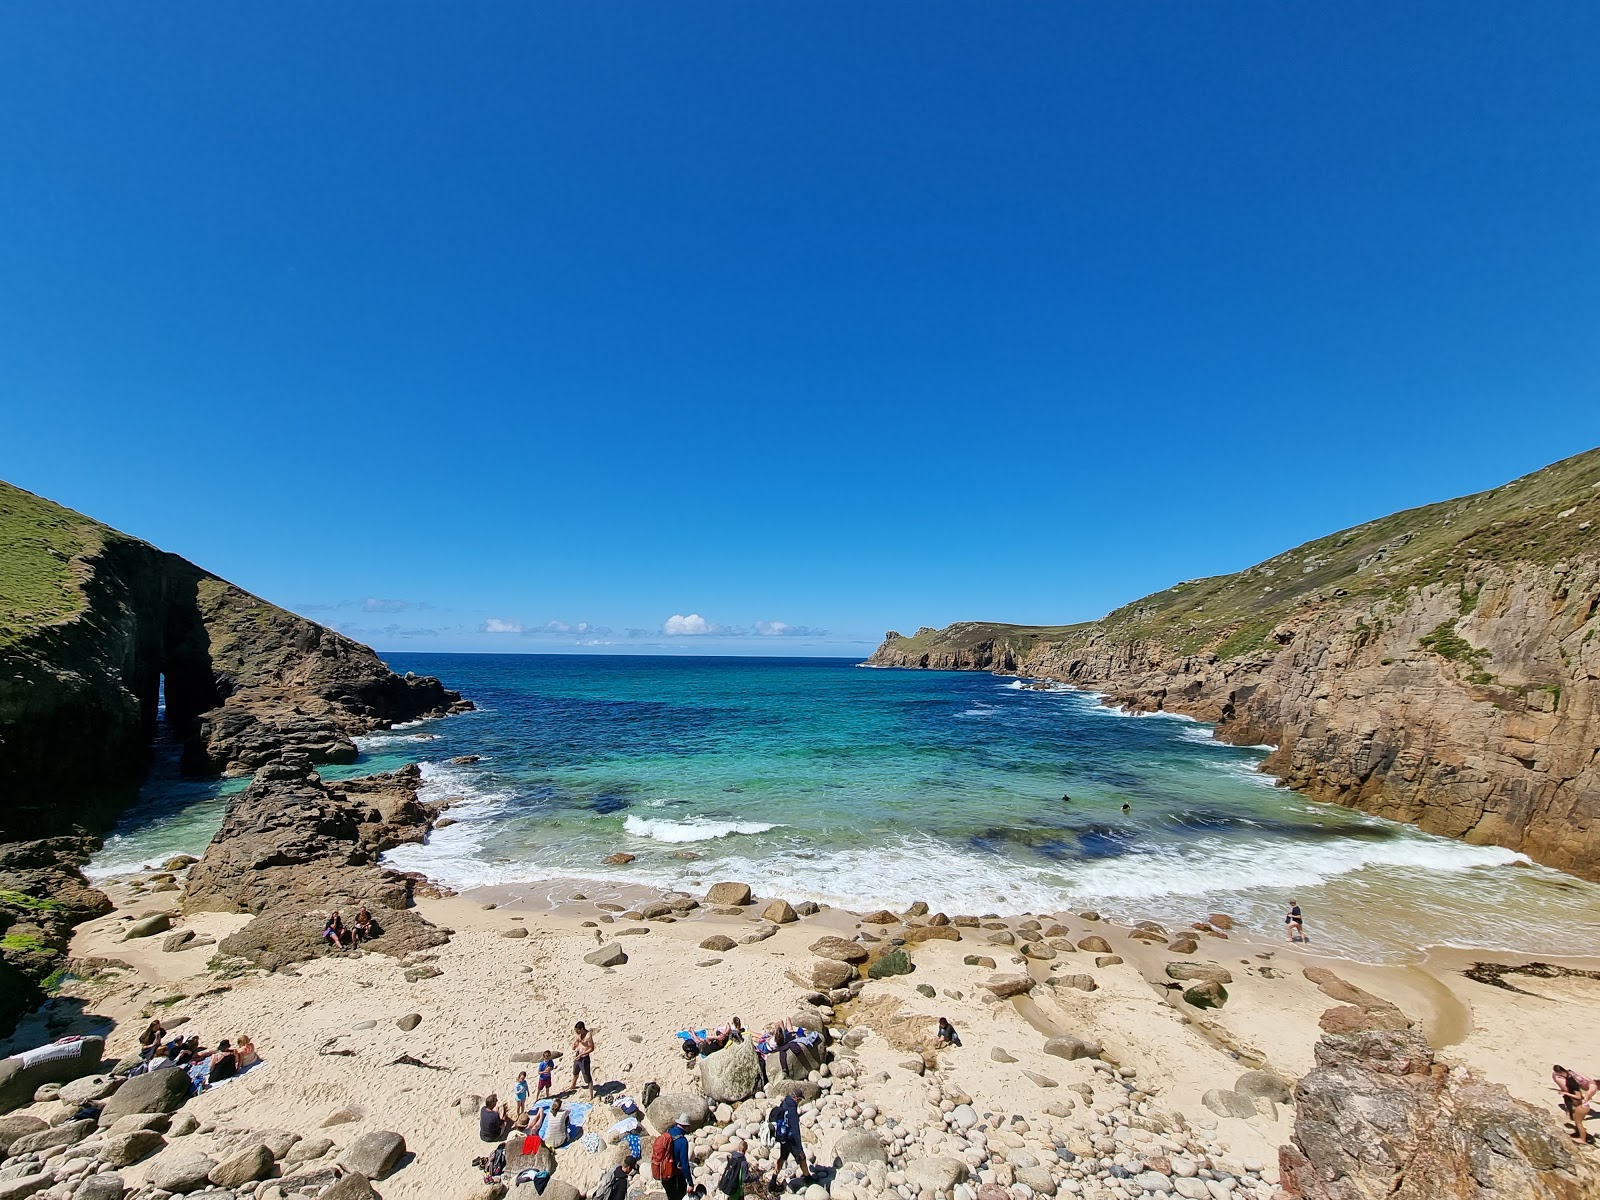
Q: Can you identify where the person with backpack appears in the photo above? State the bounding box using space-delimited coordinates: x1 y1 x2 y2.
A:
592 1154 638 1200
652 1115 695 1200
768 1094 809 1185
717 1138 750 1200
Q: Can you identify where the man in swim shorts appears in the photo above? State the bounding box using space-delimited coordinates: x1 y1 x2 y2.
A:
571 1021 596 1099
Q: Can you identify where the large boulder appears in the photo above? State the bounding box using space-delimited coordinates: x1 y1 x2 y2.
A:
1235 1069 1293 1104
904 924 960 944
0 1036 105 1112
585 943 628 967
1183 981 1228 1009
834 1128 888 1166
867 949 912 979
1165 962 1233 985
808 936 868 964
124 913 171 939
96 1065 192 1125
646 1093 710 1133
706 882 753 906
10 1118 95 1154
147 1151 216 1194
322 1175 382 1200
700 1036 761 1103
74 1176 126 1200
811 959 854 990
984 974 1035 999
905 1157 969 1192
0 1114 46 1154
338 1129 407 1180
1201 1089 1256 1120
765 1079 821 1103
1042 1036 1102 1061
1280 1026 1600 1199
98 1128 165 1168
210 1142 276 1187
762 899 798 924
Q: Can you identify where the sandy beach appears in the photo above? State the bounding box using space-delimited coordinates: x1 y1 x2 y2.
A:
6 866 1596 1200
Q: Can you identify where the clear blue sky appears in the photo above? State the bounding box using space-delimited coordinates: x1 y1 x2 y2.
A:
2 4 1596 656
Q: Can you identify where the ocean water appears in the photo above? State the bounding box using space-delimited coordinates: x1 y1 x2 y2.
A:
90 653 1600 962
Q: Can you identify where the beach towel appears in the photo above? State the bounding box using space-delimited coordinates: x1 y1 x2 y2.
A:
11 1037 89 1070
624 1132 642 1160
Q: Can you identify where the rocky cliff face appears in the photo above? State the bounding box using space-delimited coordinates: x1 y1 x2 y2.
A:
869 450 1600 880
1279 969 1598 1199
184 757 451 971
0 480 469 1026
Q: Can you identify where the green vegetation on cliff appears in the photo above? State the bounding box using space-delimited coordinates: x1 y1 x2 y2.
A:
877 448 1600 664
0 482 111 650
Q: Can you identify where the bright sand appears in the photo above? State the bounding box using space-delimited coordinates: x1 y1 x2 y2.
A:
15 873 1600 1199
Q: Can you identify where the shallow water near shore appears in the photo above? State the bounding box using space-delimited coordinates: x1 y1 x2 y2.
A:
90 652 1600 962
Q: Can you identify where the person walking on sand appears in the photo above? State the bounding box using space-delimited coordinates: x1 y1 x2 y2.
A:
1553 1064 1598 1142
570 1021 596 1099
1284 899 1305 943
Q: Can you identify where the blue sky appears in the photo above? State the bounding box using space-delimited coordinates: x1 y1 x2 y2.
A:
2 4 1596 656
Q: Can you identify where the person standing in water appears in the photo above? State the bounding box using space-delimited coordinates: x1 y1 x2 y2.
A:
1285 900 1305 943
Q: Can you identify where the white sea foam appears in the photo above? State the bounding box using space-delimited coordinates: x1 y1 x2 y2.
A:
622 815 779 843
1057 833 1527 901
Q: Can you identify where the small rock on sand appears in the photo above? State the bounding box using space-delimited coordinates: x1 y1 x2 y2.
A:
396 1013 423 1031
1076 935 1112 953
762 899 798 924
706 882 753 905
584 943 628 967
699 935 737 952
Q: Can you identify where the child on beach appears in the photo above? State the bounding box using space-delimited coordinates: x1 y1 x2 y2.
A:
536 1050 554 1101
514 1070 530 1116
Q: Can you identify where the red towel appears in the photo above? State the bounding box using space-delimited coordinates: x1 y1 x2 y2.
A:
522 1133 543 1157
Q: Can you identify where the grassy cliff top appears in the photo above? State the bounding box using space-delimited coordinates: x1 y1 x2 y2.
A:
889 447 1600 662
878 621 1092 659
0 482 116 650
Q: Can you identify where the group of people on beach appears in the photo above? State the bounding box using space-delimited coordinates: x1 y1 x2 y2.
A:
322 906 377 949
133 1018 258 1093
475 1014 817 1197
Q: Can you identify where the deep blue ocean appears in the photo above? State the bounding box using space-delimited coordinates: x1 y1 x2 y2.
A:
92 653 1600 961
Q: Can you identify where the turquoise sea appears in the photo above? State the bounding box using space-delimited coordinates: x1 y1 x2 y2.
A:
91 653 1600 961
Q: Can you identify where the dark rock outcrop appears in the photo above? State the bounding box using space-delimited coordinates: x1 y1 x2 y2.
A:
1279 970 1599 1199
184 757 450 970
1280 1025 1598 1199
0 480 469 1024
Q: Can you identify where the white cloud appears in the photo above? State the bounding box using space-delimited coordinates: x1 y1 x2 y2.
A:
481 618 525 634
362 597 409 613
663 613 726 636
755 620 828 637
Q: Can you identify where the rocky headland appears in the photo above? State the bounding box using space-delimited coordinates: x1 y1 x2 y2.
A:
0 480 469 1029
868 449 1600 881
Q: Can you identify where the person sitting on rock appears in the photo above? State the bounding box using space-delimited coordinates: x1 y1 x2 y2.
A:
480 1093 511 1142
324 911 353 949
1553 1064 1598 1142
354 905 375 941
934 1017 961 1048
139 1019 167 1060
